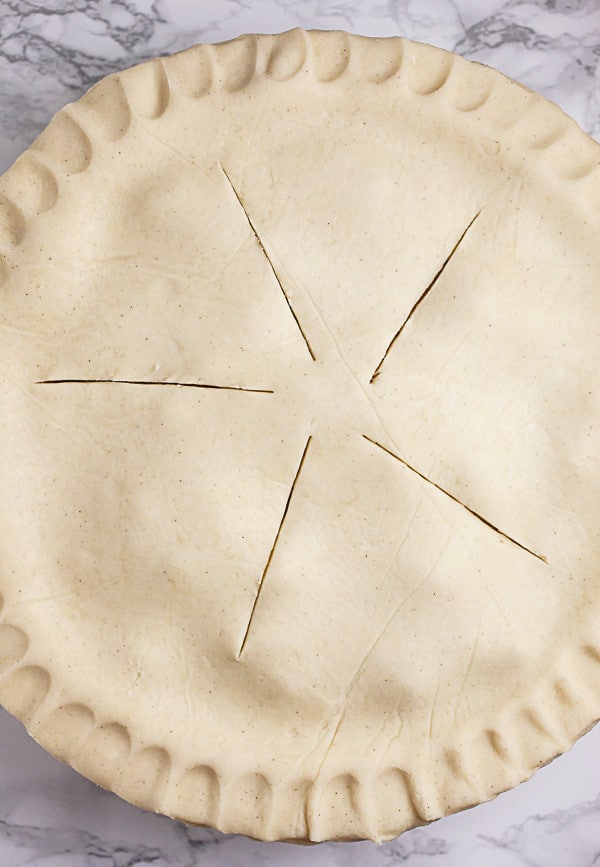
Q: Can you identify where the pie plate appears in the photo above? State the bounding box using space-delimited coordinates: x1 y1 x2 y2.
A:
0 29 599 843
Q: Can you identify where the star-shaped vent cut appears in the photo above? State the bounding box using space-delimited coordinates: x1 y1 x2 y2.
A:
36 163 547 661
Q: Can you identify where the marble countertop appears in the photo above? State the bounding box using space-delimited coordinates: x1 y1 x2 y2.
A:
1 0 600 864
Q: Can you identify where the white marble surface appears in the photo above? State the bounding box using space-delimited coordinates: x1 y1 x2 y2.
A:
1 0 600 864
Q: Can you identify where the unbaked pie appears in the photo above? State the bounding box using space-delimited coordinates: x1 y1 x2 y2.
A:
0 29 599 842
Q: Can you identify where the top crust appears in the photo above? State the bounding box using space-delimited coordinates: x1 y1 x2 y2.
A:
0 30 600 842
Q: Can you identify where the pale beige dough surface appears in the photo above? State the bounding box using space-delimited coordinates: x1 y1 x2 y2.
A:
0 29 599 843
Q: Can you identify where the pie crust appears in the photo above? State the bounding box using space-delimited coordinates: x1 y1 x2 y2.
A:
1 30 600 843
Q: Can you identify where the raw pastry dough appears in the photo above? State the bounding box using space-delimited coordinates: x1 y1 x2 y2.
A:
0 30 599 842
